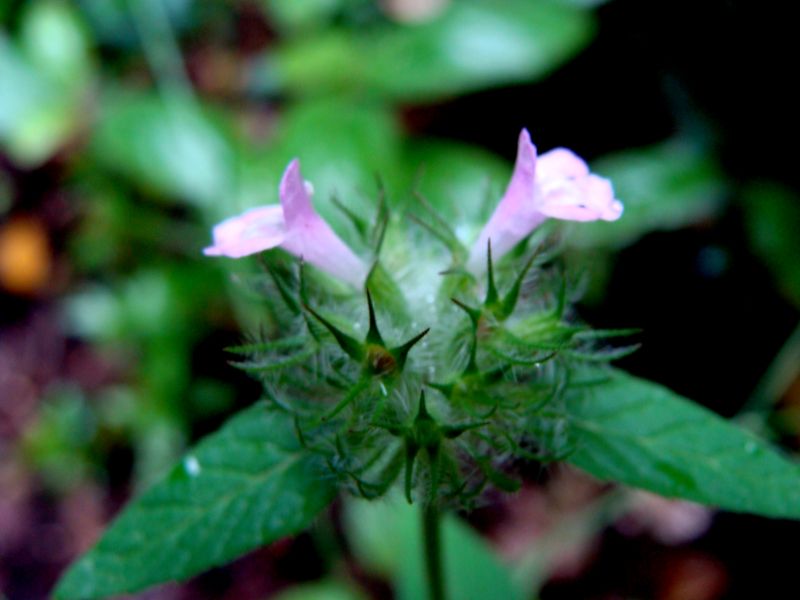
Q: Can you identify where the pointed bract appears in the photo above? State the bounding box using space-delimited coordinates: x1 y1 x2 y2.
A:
484 239 499 306
451 298 481 329
303 303 364 361
497 250 539 320
365 290 385 346
391 327 430 370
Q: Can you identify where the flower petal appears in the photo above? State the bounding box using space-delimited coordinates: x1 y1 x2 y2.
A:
537 147 589 181
537 174 623 222
203 205 286 258
468 128 545 271
281 219 369 288
279 158 316 228
581 174 624 221
279 159 369 288
468 131 625 272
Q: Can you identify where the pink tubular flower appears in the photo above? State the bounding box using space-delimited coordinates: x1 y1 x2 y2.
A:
468 129 623 271
204 159 369 288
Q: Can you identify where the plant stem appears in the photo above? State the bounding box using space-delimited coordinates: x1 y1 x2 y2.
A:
422 503 445 600
741 319 800 415
128 0 194 99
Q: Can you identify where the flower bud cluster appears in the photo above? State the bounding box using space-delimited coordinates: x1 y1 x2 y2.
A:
212 131 628 508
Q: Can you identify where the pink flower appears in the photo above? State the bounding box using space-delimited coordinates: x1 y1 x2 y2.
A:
468 129 623 271
617 491 713 545
204 159 368 288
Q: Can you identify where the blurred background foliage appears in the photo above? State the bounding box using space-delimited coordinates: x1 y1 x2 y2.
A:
1 0 799 599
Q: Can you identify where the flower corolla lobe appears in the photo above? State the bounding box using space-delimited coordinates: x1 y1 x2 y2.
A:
203 205 285 259
204 159 368 287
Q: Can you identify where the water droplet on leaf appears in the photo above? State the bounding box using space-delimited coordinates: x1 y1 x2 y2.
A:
184 455 201 476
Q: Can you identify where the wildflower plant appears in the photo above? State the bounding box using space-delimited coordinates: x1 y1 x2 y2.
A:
56 131 800 600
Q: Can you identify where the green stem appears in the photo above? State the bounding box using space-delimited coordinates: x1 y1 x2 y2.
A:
742 319 800 414
422 503 445 600
128 0 194 99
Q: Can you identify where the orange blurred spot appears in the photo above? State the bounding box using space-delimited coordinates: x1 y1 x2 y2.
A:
0 217 51 295
659 553 727 600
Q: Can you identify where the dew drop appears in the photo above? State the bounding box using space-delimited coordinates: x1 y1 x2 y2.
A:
184 455 201 476
744 441 758 455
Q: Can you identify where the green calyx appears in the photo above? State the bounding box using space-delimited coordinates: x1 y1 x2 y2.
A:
409 390 442 450
402 391 446 504
458 239 540 326
409 190 468 262
441 285 516 399
305 289 429 377
231 194 635 511
434 241 545 393
382 390 490 504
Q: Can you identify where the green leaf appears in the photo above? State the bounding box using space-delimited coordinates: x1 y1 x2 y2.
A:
277 99 403 213
54 404 337 599
0 0 93 166
565 369 800 518
572 140 727 249
20 0 93 84
77 0 195 47
22 385 96 492
404 138 510 232
236 98 403 235
741 182 800 308
92 89 235 208
271 579 368 600
274 0 594 101
345 496 523 600
259 0 344 34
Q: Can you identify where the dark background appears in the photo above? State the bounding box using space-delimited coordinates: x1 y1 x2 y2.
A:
2 1 799 598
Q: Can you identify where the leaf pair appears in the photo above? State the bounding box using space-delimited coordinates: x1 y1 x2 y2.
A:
56 369 800 599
